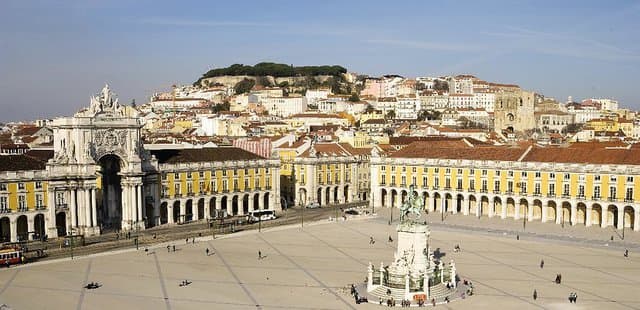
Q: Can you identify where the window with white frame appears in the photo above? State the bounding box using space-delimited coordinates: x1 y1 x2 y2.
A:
0 196 7 210
18 195 26 210
35 193 43 207
594 186 601 199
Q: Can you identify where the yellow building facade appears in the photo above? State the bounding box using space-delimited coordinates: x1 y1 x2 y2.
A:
371 143 640 231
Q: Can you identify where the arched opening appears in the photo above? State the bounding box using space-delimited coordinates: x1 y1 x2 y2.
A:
253 193 260 210
434 192 442 212
607 205 618 227
172 201 180 223
576 202 587 225
231 195 239 216
34 214 46 240
422 192 430 210
547 201 557 222
480 196 489 216
325 187 330 206
381 189 387 207
220 196 228 216
145 203 155 227
519 199 529 220
456 194 464 213
242 195 249 214
591 204 602 226
317 188 322 205
17 215 28 241
209 197 217 218
98 154 124 231
0 217 10 242
197 198 205 221
343 185 349 203
263 192 270 210
444 193 453 213
401 190 408 206
561 202 571 225
469 195 477 215
506 197 515 218
493 196 502 217
391 190 398 208
362 192 367 201
185 199 193 222
56 212 67 236
532 199 543 220
333 186 339 204
160 202 168 225
624 206 635 229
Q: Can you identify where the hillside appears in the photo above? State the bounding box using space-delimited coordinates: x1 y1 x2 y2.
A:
194 62 354 95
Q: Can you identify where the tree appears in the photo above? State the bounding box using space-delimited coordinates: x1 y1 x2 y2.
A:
348 93 360 102
234 78 255 94
211 101 230 113
130 99 136 107
433 80 449 92
365 104 375 114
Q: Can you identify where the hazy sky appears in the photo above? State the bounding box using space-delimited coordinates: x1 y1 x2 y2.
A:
1 0 640 122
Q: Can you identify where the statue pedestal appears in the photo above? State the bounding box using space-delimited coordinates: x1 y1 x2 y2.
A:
395 222 430 272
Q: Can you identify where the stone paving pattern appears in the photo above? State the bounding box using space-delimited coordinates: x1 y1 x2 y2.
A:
0 211 639 309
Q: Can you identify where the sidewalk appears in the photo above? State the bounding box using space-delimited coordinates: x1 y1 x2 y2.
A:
375 207 640 250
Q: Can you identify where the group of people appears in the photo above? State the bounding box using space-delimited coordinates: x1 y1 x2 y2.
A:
453 244 461 253
568 292 578 303
85 282 100 289
349 284 367 304
555 273 562 284
166 244 176 252
179 280 191 287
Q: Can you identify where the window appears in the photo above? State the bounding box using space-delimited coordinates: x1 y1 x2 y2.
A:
391 166 396 172
162 186 168 197
563 184 570 196
223 170 227 176
233 180 239 190
434 177 439 188
35 181 43 189
610 176 617 183
521 171 528 177
381 175 386 185
434 168 440 173
255 168 259 173
412 167 416 173
496 170 501 176
470 169 475 175
187 183 193 194
482 170 487 176
481 179 488 192
391 176 396 185
187 172 192 179
457 169 463 174
381 166 386 171
174 173 180 179
534 183 541 195
508 171 514 177
222 180 228 191
412 176 416 185
401 176 406 185
56 192 65 205
35 194 43 207
199 181 205 192
627 176 634 183
0 197 7 210
609 186 617 199
244 168 249 175
0 184 6 191
457 179 463 190
594 186 601 199
549 172 555 179
564 173 570 181
520 182 527 194
254 179 260 189
594 175 601 181
174 184 181 195
445 178 451 188
446 168 451 174
494 180 500 192
469 180 475 190
626 188 634 201
402 167 406 172
18 183 25 190
18 195 26 210
507 181 513 193
535 172 541 178
162 174 167 181
199 171 204 178
578 185 585 198
549 184 555 195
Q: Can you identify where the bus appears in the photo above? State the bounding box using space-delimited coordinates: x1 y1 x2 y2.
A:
0 247 24 266
248 210 276 223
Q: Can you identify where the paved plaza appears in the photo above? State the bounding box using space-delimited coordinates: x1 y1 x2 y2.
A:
0 213 639 310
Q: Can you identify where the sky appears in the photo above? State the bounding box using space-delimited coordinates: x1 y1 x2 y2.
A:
1 0 640 122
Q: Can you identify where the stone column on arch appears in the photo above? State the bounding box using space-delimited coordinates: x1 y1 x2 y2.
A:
91 188 97 228
10 219 17 242
84 188 92 229
527 199 534 221
501 196 507 219
203 197 210 220
585 205 592 227
541 200 548 223
137 184 143 226
633 208 639 231
167 200 175 224
617 206 624 230
570 201 577 226
70 189 78 228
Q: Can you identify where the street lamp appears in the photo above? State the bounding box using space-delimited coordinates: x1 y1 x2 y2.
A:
299 189 305 228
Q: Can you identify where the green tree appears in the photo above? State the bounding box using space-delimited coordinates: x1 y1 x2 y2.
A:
385 110 396 119
234 78 255 94
348 93 360 102
365 104 375 113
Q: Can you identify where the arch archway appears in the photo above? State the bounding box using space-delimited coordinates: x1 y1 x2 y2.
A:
185 199 193 222
17 215 28 241
197 198 205 221
391 190 398 208
422 192 430 210
160 202 168 224
591 204 603 226
381 189 388 207
343 185 349 203
561 202 571 225
576 202 587 225
0 217 10 242
469 195 478 215
493 196 503 217
56 212 67 236
98 154 124 230
456 194 464 213
220 196 228 216
209 197 217 218
231 196 239 215
546 201 557 222
333 186 339 203
434 192 442 212
519 198 529 219
607 205 618 227
480 196 489 216
263 192 270 210
317 188 323 205
299 189 307 207
172 201 181 223
253 193 260 210
243 195 249 214
624 206 635 229
34 213 46 239
532 199 543 220
506 197 516 218
444 193 453 213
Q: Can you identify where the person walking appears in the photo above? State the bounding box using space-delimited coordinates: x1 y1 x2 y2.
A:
540 259 544 269
624 249 629 257
167 245 170 253
533 289 537 300
369 237 375 245
258 250 262 260
172 245 176 252
206 248 210 256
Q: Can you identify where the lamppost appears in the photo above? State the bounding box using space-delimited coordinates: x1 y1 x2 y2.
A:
299 188 305 228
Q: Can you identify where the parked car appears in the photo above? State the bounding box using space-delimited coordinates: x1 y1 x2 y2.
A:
306 202 321 209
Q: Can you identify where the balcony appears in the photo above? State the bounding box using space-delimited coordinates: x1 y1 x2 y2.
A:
547 193 556 198
493 190 501 194
506 190 514 195
577 195 586 200
0 208 11 214
468 188 476 193
444 186 451 190
519 191 528 195
562 193 571 199
35 205 47 211
390 183 397 187
222 189 229 193
480 188 488 193
265 186 272 190
422 185 429 189
533 192 541 197
456 187 463 191
174 193 182 198
625 198 634 203
432 186 439 190
591 195 601 200
607 197 617 202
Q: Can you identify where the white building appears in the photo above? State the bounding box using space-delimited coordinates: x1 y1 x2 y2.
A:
395 95 421 120
449 75 475 94
473 89 497 112
419 91 449 111
590 98 619 111
448 94 474 110
305 88 331 105
263 96 308 117
567 105 603 123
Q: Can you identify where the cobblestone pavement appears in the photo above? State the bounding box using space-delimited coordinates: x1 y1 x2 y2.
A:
0 212 638 309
